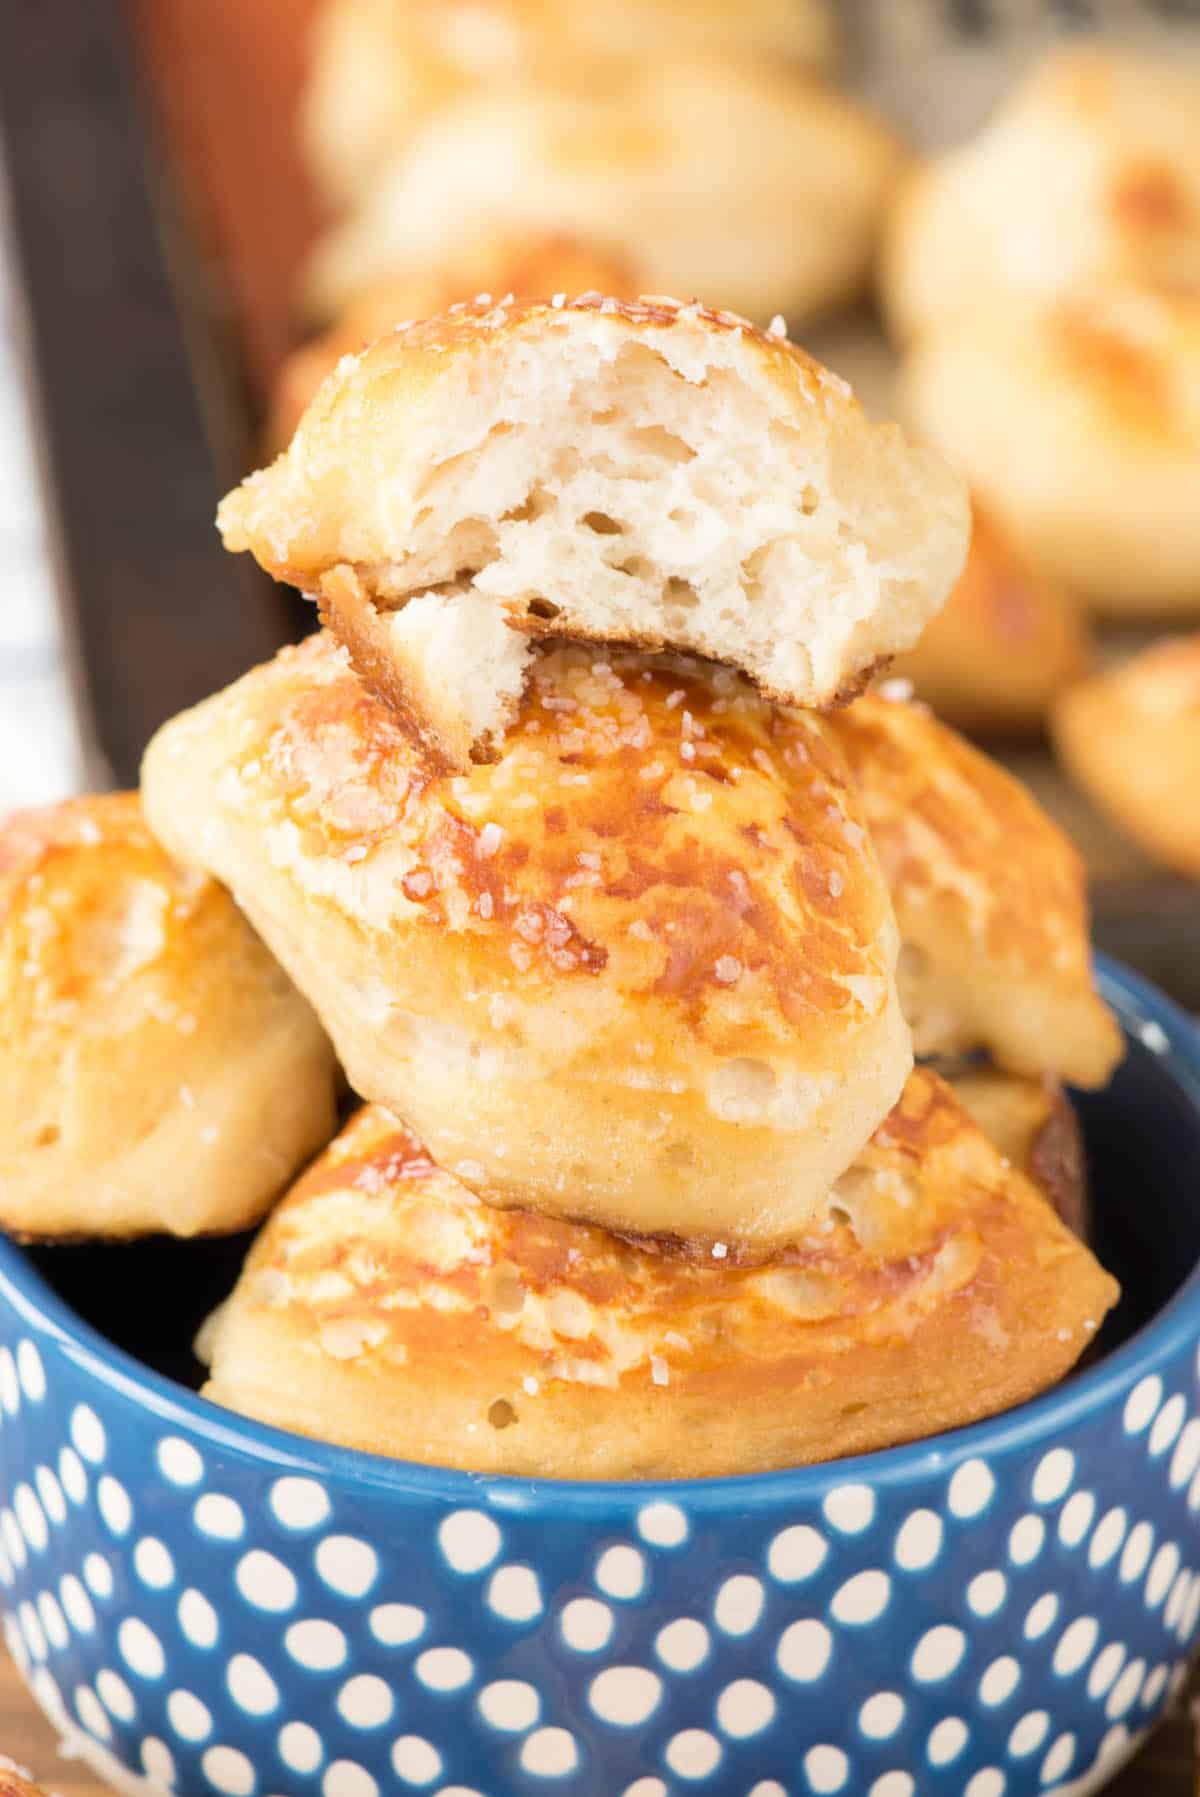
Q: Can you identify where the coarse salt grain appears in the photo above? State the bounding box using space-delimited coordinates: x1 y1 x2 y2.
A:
714 956 741 985
650 1357 669 1387
828 870 844 899
712 1243 728 1261
551 293 566 308
478 893 494 919
665 690 685 710
680 742 696 762
877 678 914 703
523 1376 540 1396
767 315 788 338
478 823 504 857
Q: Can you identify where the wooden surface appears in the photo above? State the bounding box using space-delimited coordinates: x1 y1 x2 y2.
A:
1 1642 1197 1794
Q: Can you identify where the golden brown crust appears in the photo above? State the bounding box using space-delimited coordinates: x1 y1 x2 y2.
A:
1052 633 1200 877
199 1072 1118 1478
315 564 465 773
0 1765 54 1797
266 234 644 454
829 692 1122 1088
0 794 339 1240
141 633 911 1254
893 503 1091 735
945 1066 1087 1240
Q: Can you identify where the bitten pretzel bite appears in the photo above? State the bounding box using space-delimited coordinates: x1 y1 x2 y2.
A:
829 692 1121 1089
221 296 969 771
198 1075 1118 1479
900 285 1200 616
0 795 338 1240
892 503 1091 736
1053 634 1200 878
945 1067 1087 1241
142 634 912 1257
883 45 1200 344
303 61 902 324
267 234 642 455
305 0 839 206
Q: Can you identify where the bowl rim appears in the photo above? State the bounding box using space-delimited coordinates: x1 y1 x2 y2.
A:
3 954 1198 1516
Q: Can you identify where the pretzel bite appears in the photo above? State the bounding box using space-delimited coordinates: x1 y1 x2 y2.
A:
143 634 911 1257
198 1073 1117 1478
304 56 895 325
892 503 1091 736
1053 634 1200 878
901 285 1200 616
829 691 1121 1088
221 296 968 771
0 795 337 1240
266 233 642 455
305 0 840 206
883 45 1200 344
0 1763 54 1797
945 1066 1087 1240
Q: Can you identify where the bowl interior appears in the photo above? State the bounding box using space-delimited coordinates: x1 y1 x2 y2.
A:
16 958 1200 1443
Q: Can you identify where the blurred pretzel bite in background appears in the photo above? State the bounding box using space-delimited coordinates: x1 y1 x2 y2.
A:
303 61 902 325
222 296 969 771
891 503 1091 737
1053 634 1200 879
198 1074 1117 1480
829 690 1122 1090
305 0 839 207
0 795 338 1241
142 635 911 1259
267 232 643 454
900 285 1200 618
882 44 1200 345
944 1067 1088 1242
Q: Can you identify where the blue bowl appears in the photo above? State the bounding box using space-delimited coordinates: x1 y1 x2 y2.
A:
2 956 1199 1797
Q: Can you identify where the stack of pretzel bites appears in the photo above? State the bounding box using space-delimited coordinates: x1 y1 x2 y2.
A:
0 298 1122 1480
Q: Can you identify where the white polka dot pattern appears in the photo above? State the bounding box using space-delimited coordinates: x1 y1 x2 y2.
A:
439 1511 501 1575
655 1618 709 1673
589 1665 662 1726
1 1318 1199 1797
